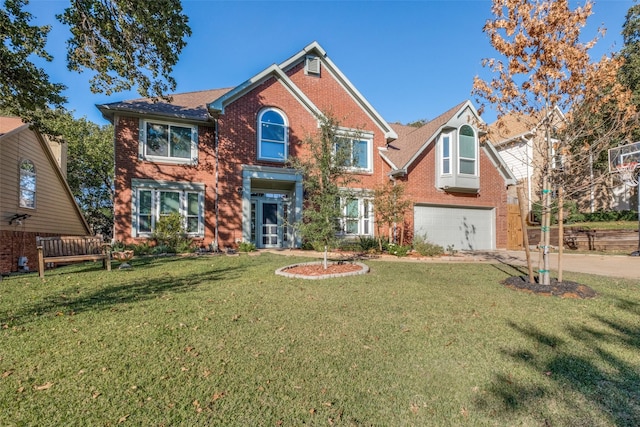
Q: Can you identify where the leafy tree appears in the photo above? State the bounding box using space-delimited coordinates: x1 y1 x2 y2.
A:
373 181 412 250
1 0 191 130
620 2 640 108
289 113 361 268
44 110 115 237
473 0 634 285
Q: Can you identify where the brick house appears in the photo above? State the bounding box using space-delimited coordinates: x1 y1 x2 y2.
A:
382 102 516 250
99 42 515 252
1 117 91 274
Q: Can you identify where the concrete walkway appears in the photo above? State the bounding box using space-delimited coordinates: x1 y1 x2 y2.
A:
263 249 640 280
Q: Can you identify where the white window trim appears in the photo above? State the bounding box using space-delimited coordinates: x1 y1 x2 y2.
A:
19 159 36 209
337 195 374 236
458 125 478 176
334 128 374 173
131 179 205 238
439 132 453 176
257 108 289 162
138 119 198 165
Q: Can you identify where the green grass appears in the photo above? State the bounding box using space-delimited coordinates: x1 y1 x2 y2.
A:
1 253 639 426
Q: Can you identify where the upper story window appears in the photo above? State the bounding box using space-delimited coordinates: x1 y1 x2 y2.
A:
334 131 373 173
440 133 452 175
458 125 477 175
258 108 288 162
139 119 198 164
19 159 36 209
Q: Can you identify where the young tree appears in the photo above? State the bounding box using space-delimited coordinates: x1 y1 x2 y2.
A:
289 113 361 268
373 181 412 250
473 0 634 285
1 0 191 130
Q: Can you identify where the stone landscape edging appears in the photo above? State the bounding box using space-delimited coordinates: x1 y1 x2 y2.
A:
275 261 370 280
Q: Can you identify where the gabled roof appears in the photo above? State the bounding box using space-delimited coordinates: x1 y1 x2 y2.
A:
97 42 398 142
0 117 92 234
97 88 232 123
0 117 28 136
206 64 321 118
488 105 565 146
208 41 397 142
380 101 473 171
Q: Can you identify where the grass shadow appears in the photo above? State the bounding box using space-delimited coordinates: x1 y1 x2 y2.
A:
1 258 245 327
476 302 640 425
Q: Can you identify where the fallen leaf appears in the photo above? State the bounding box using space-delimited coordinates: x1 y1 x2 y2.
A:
34 382 53 391
309 408 316 414
118 414 130 423
2 370 13 378
211 391 225 402
93 392 101 399
17 386 24 393
410 403 420 414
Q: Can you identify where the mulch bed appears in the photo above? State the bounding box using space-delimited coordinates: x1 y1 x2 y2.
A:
502 276 597 299
283 262 363 277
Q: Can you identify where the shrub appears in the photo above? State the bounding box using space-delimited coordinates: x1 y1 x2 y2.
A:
413 234 444 257
388 243 411 257
238 241 257 252
357 236 379 253
132 241 153 256
152 212 189 253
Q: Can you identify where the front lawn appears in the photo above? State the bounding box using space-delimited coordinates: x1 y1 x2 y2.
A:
1 253 639 426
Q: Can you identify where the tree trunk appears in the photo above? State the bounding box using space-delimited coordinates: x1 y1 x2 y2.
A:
323 245 328 269
558 186 564 283
517 185 535 283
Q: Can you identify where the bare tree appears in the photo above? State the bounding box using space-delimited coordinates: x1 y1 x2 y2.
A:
473 0 635 285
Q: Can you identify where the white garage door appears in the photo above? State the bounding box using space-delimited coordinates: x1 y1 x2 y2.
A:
414 205 495 251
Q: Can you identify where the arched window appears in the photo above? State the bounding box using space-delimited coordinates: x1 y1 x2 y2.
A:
458 125 477 175
258 108 288 161
19 159 36 208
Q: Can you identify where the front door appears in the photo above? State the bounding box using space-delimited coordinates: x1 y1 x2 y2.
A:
250 193 292 249
261 202 279 248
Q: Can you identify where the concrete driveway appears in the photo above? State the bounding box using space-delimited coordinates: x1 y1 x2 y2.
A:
475 250 640 280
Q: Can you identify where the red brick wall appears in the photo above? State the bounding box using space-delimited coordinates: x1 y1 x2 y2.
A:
393 143 509 248
113 64 389 250
0 230 57 274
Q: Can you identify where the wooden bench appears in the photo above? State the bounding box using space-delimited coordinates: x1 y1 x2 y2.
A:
36 236 111 278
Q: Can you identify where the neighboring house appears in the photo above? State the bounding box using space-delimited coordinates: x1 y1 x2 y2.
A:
490 107 634 216
489 107 566 219
99 41 514 252
382 101 516 250
0 117 91 274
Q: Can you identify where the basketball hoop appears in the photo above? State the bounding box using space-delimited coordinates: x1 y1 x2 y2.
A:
616 162 639 186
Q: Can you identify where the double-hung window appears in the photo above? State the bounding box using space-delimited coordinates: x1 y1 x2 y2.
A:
139 120 197 164
334 131 373 172
258 108 288 162
338 196 373 236
458 125 477 175
132 180 204 237
19 159 36 208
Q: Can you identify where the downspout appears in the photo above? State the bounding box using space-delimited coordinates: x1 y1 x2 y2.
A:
214 116 220 252
208 107 221 252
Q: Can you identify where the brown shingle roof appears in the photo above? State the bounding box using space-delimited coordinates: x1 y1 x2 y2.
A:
0 116 27 135
98 88 233 122
487 112 540 145
383 102 468 170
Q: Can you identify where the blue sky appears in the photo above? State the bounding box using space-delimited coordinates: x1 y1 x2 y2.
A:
28 0 633 126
